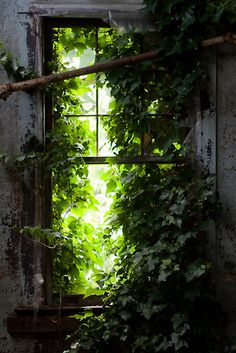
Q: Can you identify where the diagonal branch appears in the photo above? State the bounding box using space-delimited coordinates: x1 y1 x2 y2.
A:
0 51 158 101
202 32 236 48
0 33 235 101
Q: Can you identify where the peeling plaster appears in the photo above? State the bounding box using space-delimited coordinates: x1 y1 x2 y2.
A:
1 0 236 350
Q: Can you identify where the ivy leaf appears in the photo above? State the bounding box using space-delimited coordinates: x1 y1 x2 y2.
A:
120 310 131 321
171 332 189 350
140 303 154 320
185 262 207 282
171 312 188 331
106 179 117 193
158 270 171 282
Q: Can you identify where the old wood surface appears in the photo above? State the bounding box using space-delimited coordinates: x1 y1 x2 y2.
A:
8 305 103 334
7 315 78 334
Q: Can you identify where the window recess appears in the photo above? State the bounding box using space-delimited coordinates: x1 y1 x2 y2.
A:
7 17 192 340
43 19 190 299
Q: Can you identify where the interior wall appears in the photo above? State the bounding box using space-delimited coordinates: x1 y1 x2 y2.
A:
0 1 44 352
1 1 236 352
215 44 236 335
198 44 236 336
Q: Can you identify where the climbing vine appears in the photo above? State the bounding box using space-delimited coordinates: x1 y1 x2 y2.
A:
0 0 236 352
58 1 236 353
45 27 124 294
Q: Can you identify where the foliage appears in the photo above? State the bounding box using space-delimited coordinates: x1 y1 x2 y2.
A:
68 167 224 353
44 27 124 294
60 0 236 353
0 0 234 351
0 43 36 80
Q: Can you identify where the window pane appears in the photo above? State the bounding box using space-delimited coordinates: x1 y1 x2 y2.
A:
98 75 111 115
74 48 97 114
79 75 96 114
82 165 114 226
98 118 115 156
78 116 97 156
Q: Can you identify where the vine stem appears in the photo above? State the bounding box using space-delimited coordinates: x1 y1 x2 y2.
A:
0 33 235 101
21 232 57 249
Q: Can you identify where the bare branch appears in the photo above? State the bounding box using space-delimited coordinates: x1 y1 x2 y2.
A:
0 51 158 100
0 33 236 101
202 33 236 48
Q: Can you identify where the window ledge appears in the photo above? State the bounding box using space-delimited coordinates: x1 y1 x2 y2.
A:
7 305 103 336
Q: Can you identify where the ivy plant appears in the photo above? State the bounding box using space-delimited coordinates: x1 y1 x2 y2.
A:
45 27 125 294
1 0 235 351
59 1 236 353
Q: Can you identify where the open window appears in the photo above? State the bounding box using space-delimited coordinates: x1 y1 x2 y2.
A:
8 13 194 341
43 19 122 300
43 18 188 302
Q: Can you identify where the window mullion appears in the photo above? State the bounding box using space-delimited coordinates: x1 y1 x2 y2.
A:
96 27 99 157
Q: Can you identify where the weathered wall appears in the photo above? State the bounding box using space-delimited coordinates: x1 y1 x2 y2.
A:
215 44 236 335
1 1 236 352
198 44 236 336
0 1 44 352
18 0 146 29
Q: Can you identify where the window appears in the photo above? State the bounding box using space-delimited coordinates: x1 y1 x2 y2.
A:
44 19 125 297
43 18 180 299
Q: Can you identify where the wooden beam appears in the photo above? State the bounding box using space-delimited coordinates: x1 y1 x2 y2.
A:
7 304 103 335
7 315 79 334
14 305 103 316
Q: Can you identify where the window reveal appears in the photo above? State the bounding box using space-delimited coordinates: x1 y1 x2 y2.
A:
49 24 124 296
45 21 187 297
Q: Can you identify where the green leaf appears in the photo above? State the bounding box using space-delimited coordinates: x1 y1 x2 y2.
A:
185 262 207 282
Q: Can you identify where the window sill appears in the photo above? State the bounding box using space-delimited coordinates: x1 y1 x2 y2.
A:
7 296 103 336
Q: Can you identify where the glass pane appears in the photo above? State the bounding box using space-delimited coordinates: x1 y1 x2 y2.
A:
76 48 96 114
79 75 96 114
98 118 115 157
77 116 97 156
62 46 97 114
82 165 114 227
98 75 111 115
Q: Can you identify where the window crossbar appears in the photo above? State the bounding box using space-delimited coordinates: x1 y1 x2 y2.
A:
83 156 188 164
